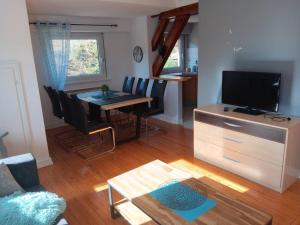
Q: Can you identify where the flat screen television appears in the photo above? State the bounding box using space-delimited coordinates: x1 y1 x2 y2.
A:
222 71 281 115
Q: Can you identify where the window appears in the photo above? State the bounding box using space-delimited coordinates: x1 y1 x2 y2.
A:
164 41 181 68
163 37 184 73
53 32 107 84
68 39 100 76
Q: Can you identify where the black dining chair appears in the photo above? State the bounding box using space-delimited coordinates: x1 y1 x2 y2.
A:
139 80 168 136
119 78 150 113
43 86 63 119
122 76 135 94
58 91 73 125
67 94 116 158
113 76 135 124
56 90 88 150
135 78 150 97
144 80 167 116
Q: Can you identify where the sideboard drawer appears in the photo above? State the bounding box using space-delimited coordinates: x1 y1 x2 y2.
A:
223 148 282 189
194 121 285 166
195 111 286 143
194 139 282 189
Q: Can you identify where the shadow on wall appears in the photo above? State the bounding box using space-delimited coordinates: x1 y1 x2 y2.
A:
232 60 295 115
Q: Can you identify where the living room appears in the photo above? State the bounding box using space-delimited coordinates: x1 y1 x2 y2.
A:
1 0 300 225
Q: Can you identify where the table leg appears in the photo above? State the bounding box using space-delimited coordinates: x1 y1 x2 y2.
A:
135 114 141 139
105 110 112 122
108 184 120 219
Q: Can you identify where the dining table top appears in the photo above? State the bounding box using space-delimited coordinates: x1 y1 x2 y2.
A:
77 90 152 111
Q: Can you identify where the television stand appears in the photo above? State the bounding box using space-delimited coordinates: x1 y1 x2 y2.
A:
233 107 265 115
194 104 300 193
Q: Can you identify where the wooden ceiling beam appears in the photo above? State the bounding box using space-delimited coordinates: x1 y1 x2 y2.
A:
152 15 190 77
152 3 198 20
151 19 169 51
151 3 199 77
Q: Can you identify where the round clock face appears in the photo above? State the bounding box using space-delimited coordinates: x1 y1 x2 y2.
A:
133 46 143 63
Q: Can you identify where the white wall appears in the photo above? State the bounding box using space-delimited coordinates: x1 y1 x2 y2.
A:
198 0 300 117
30 15 133 128
0 0 51 167
131 17 152 78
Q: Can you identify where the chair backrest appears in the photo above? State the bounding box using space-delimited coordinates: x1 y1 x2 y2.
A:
122 76 135 94
150 80 168 110
58 91 72 125
67 94 89 133
135 78 149 97
43 86 63 119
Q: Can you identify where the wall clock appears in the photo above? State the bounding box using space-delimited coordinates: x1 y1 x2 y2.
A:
133 46 143 63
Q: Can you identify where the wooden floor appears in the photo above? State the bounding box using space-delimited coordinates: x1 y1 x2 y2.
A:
40 119 300 225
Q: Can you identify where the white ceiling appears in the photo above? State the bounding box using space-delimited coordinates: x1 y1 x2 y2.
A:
26 0 179 18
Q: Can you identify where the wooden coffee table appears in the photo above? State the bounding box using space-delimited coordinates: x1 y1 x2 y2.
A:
107 160 272 225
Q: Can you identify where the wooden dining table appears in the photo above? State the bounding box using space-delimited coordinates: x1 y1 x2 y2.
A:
77 90 152 141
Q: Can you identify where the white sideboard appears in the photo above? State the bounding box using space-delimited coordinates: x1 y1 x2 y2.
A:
194 104 300 193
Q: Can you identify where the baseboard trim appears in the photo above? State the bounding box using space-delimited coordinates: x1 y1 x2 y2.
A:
37 157 53 168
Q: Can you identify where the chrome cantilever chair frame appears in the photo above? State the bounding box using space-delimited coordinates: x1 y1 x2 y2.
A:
88 126 116 151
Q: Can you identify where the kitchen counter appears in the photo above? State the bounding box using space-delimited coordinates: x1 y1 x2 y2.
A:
157 72 198 81
170 72 198 77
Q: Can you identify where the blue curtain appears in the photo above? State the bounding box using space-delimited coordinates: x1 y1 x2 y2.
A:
37 22 71 90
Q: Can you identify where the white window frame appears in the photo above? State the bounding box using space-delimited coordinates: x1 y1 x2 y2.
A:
66 32 107 85
162 36 184 74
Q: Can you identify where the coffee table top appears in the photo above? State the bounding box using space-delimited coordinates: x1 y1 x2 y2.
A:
107 160 272 225
108 160 192 200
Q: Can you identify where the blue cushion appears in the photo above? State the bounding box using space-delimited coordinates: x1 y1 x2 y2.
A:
0 153 40 189
0 163 23 197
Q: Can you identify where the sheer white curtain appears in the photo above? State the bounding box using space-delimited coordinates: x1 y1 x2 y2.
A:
37 22 71 90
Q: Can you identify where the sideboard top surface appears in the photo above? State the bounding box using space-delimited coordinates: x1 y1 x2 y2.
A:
195 104 300 130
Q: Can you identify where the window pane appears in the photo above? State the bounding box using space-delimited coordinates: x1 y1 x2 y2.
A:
68 39 100 76
164 41 180 69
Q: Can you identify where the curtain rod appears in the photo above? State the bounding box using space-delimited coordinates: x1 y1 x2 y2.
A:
29 22 118 28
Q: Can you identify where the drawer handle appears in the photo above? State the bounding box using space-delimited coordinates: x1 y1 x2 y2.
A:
223 156 241 164
224 122 242 128
224 137 242 144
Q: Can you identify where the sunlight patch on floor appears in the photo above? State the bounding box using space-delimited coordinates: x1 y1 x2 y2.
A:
94 183 108 192
169 159 249 193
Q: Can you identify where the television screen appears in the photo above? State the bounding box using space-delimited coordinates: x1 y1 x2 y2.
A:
222 71 281 112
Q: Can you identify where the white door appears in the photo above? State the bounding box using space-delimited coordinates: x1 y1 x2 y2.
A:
0 62 31 157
